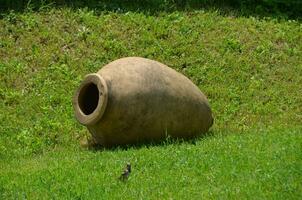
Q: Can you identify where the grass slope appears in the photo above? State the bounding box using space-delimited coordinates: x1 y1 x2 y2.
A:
0 7 301 199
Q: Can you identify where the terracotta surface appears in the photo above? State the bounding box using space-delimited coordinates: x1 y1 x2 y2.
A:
73 57 213 147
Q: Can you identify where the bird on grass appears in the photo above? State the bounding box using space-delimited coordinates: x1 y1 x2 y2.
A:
119 163 131 182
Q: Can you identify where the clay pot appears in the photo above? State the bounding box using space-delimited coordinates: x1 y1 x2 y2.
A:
73 57 213 147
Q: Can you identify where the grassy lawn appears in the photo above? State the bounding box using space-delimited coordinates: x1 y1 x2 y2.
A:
0 5 302 199
1 128 301 199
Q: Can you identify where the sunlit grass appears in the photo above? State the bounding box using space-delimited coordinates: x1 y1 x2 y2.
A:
0 7 301 199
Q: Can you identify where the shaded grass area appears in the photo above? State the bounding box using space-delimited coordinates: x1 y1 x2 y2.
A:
1 0 302 19
0 7 302 199
1 128 301 199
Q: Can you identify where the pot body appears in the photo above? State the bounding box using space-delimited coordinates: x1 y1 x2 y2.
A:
73 57 213 146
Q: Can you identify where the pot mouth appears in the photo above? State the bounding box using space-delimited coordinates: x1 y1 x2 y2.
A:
73 73 108 125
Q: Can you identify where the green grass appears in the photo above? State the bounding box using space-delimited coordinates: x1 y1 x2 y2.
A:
2 0 302 19
0 6 302 199
1 128 301 199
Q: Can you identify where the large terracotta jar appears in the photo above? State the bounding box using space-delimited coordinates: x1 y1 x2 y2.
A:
73 57 213 147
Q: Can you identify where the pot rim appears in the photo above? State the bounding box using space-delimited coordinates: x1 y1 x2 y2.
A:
72 73 108 125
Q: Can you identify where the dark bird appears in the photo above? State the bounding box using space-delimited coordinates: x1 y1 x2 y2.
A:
119 163 131 181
